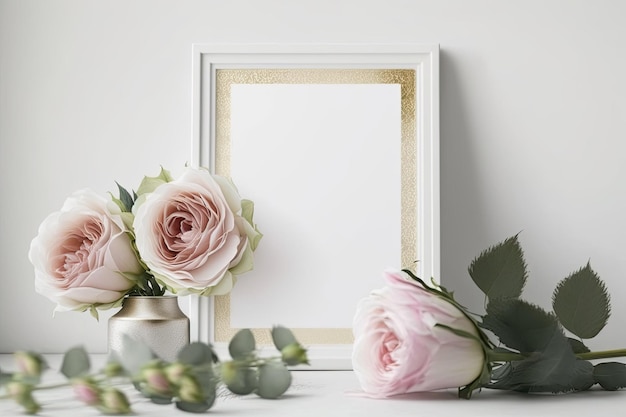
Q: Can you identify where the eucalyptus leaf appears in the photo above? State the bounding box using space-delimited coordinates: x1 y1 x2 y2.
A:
552 263 611 339
193 369 217 399
178 342 218 366
468 234 527 300
229 329 256 360
593 362 626 390
60 346 91 379
271 326 298 351
175 400 214 413
116 335 155 375
482 298 560 353
149 394 173 405
256 362 292 399
226 368 258 395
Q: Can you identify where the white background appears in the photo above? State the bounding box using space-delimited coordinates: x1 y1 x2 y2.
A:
2 0 626 354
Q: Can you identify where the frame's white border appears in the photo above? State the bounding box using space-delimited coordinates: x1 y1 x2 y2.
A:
189 43 440 369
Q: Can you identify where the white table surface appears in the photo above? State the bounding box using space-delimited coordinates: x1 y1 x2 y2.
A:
1 354 625 416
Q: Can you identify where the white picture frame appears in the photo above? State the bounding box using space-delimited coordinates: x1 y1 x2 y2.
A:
188 43 440 369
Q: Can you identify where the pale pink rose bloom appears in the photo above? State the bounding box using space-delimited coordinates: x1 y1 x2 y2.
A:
29 189 141 312
352 269 484 397
133 168 254 295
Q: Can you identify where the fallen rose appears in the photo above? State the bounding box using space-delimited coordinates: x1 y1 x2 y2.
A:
28 189 142 315
352 269 485 397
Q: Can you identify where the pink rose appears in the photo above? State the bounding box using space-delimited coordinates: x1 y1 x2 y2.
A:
28 189 142 313
133 168 261 296
352 269 484 397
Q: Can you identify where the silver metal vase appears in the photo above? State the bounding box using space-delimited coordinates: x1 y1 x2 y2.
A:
108 295 190 362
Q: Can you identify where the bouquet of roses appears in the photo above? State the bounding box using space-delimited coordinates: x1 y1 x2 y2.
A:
352 234 626 398
28 166 262 318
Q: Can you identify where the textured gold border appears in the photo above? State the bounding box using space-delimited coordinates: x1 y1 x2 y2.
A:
214 69 416 345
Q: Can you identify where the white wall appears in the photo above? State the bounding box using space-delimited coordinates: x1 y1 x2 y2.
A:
1 0 625 353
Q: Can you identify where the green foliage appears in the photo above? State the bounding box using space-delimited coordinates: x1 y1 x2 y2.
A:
483 299 560 353
175 400 214 413
225 367 258 395
115 182 135 212
116 334 155 375
552 263 611 339
229 329 256 360
256 362 292 399
468 234 527 300
136 167 173 196
271 326 298 351
463 234 626 396
567 338 590 354
593 362 626 390
178 342 217 366
60 346 91 379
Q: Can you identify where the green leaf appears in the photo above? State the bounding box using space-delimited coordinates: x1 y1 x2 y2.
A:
228 329 256 360
567 338 590 354
193 369 217 399
115 182 135 212
487 329 583 393
552 263 611 339
271 326 298 351
116 335 155 375
593 362 626 390
482 298 560 353
178 342 218 366
60 346 91 379
570 360 595 391
226 368 258 395
175 400 214 413
136 167 173 196
149 394 173 404
468 234 527 299
256 362 292 399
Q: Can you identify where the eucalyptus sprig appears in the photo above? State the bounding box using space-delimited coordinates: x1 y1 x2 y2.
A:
0 326 308 415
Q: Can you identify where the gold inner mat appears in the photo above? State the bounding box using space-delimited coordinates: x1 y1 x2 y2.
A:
214 68 417 345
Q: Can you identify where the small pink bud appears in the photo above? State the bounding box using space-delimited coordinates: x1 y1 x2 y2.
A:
142 364 172 396
6 381 41 414
164 362 189 384
14 351 46 378
99 388 131 414
178 375 204 403
72 378 100 406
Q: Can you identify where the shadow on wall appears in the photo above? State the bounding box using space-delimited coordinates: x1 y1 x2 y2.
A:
438 50 490 307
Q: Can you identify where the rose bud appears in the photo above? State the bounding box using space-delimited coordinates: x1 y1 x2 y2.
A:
14 351 47 380
71 378 101 406
177 375 204 403
98 388 132 415
280 343 309 366
352 269 485 398
6 381 40 414
141 363 173 397
164 362 190 384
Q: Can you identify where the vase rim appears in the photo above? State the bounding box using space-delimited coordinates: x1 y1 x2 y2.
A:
125 295 177 299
